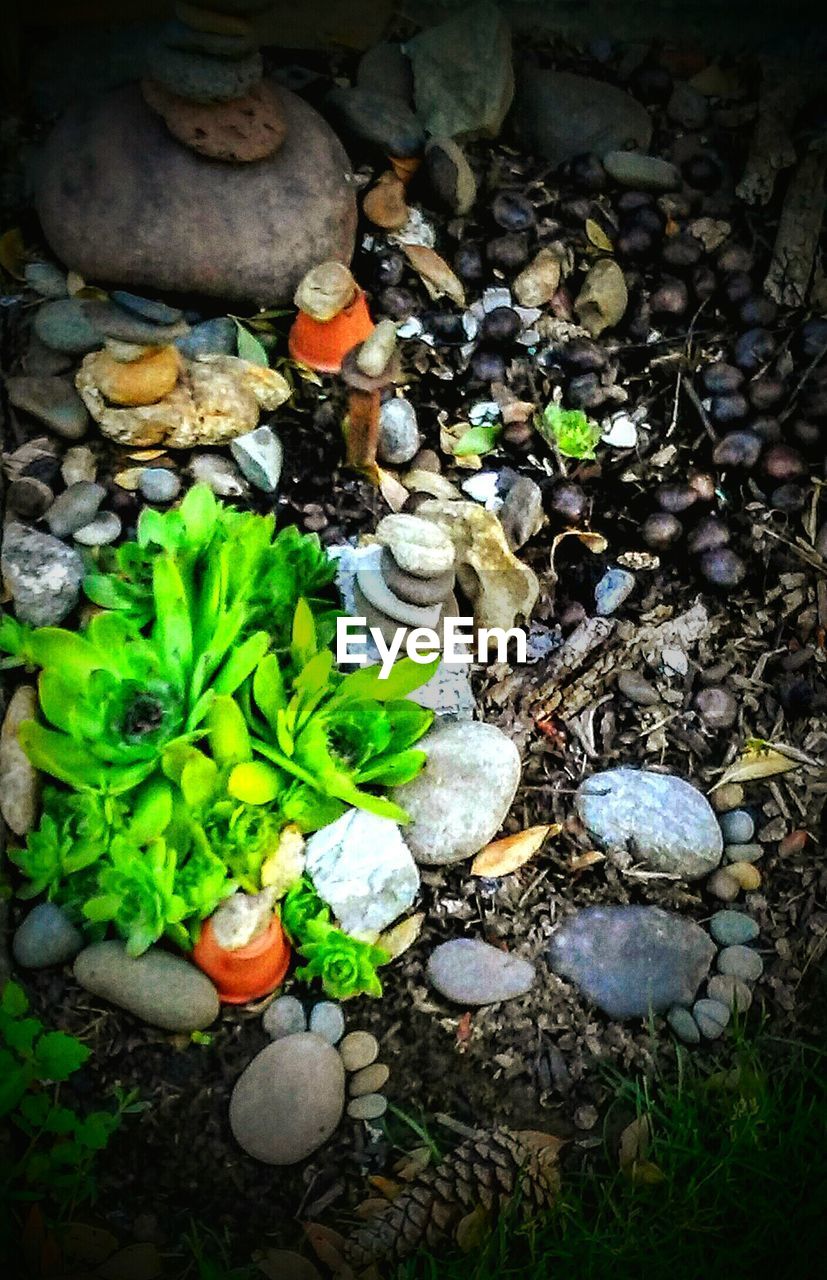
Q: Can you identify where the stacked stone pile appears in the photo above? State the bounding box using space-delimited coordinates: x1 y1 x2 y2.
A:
353 514 458 648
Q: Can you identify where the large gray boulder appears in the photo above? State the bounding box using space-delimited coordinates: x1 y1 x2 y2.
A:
35 83 357 307
512 70 652 168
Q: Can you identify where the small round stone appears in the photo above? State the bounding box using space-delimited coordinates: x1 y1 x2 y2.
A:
617 669 660 706
139 468 181 503
724 843 763 864
349 1062 390 1098
709 911 759 947
308 1001 346 1046
380 547 454 606
726 861 762 891
378 397 421 465
262 995 307 1040
73 510 122 547
707 974 752 1012
667 1006 700 1044
693 997 731 1039
718 944 763 982
694 686 737 729
707 868 741 901
718 810 755 844
13 901 83 969
711 783 745 813
347 1093 388 1121
46 481 106 538
339 1031 379 1073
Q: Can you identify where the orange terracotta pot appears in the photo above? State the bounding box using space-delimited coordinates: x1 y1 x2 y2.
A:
192 915 291 1004
288 289 375 373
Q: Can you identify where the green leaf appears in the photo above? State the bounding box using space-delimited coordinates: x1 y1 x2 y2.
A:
234 320 269 367
129 778 173 843
227 760 285 805
206 696 251 766
2 982 29 1018
19 722 105 789
291 598 317 670
180 753 219 809
212 630 270 698
252 653 287 729
536 403 601 460
452 424 502 456
34 1031 90 1081
333 656 439 704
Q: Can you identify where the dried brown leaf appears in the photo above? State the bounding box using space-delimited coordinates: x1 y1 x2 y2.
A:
585 218 614 252
618 1115 652 1169
377 912 425 960
303 1223 349 1275
403 245 466 307
568 850 605 872
625 1159 666 1185
549 529 608 590
711 738 805 789
393 1145 432 1182
113 467 145 491
455 1204 490 1253
368 1175 403 1201
354 1198 392 1221
471 824 559 877
377 467 409 512
66 270 86 297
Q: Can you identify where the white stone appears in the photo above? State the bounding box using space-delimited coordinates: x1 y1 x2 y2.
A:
304 809 420 938
230 424 283 493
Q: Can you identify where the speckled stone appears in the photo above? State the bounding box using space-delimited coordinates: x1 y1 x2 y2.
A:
707 868 741 901
427 938 535 1006
139 468 181 503
718 810 755 844
349 1062 390 1097
724 843 763 864
717 945 763 982
73 511 122 546
1 522 84 625
339 1031 379 1073
262 995 307 1040
711 784 745 813
707 974 752 1012
347 1093 388 1121
709 911 759 947
576 768 723 879
667 1005 701 1044
692 997 730 1039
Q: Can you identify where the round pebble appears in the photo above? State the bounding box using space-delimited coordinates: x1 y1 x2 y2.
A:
347 1094 388 1121
707 868 741 901
667 1006 700 1044
339 1031 379 1073
349 1062 390 1098
378 397 421 465
262 995 307 1040
718 810 754 844
718 945 763 982
711 784 745 813
726 861 762 891
308 1001 346 1046
73 511 122 546
724 842 763 864
617 669 660 706
707 974 752 1012
13 901 83 969
709 911 759 947
779 830 808 857
692 997 731 1039
139 468 181 503
694 686 737 729
46 482 106 538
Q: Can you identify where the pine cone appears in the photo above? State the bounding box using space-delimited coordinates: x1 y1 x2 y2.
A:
344 1127 562 1272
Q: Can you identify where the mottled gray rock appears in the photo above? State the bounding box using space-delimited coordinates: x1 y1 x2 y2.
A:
6 375 89 440
407 0 514 140
147 45 263 103
229 1033 345 1164
24 261 68 299
709 911 759 947
427 938 535 1005
707 974 752 1012
305 810 419 937
74 941 219 1031
263 994 307 1041
667 1005 701 1044
392 720 521 865
46 482 106 538
13 902 83 969
717 945 763 981
189 453 248 497
513 69 652 168
718 810 755 844
603 151 681 191
33 299 102 355
308 1001 345 1046
80 300 188 346
325 86 425 158
230 425 283 494
36 84 357 307
73 511 122 547
594 567 635 616
378 397 421 465
2 522 84 625
348 1093 387 1121
548 905 716 1019
667 82 708 129
175 317 237 359
693 997 730 1039
576 768 723 879
0 686 41 838
139 468 181 503
724 842 763 864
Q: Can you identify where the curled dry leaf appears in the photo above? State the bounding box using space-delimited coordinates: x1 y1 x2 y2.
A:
471 823 559 877
393 1145 432 1182
369 1175 403 1201
549 529 608 590
618 1114 651 1168
585 218 614 253
127 449 168 461
303 1223 350 1276
455 1204 490 1253
377 912 425 960
402 245 466 307
710 737 812 790
113 467 146 491
377 467 410 512
568 850 605 873
66 270 86 297
355 1199 391 1221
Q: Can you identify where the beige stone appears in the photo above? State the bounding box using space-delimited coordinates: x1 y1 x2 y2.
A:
575 258 628 337
84 345 181 407
294 261 357 321
0 686 41 837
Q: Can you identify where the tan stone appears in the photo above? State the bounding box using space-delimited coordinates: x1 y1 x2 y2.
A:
142 79 287 163
294 261 357 321
0 686 41 837
85 345 181 407
76 354 290 448
363 171 409 230
514 248 563 308
575 258 628 337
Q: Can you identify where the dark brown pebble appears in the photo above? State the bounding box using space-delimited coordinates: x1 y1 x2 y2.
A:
401 492 432 513
801 386 827 419
617 226 655 259
748 374 785 411
694 685 737 729
643 511 682 549
801 318 827 358
617 191 653 213
481 307 521 344
682 153 722 191
687 514 730 555
567 373 605 410
656 483 697 514
709 393 749 425
410 448 441 474
700 547 746 587
378 287 417 319
470 350 506 383
373 250 405 289
453 243 484 283
7 476 54 519
502 422 533 449
739 296 778 328
549 481 587 523
650 277 688 316
792 419 822 449
749 416 782 444
722 271 753 306
427 311 467 344
779 830 808 856
692 265 717 300
717 244 752 273
770 483 807 512
762 444 806 481
662 234 702 269
713 430 762 468
630 206 665 236
558 601 587 629
491 191 536 232
569 152 607 192
561 337 608 373
702 362 744 395
486 233 529 271
630 64 673 104
734 328 776 372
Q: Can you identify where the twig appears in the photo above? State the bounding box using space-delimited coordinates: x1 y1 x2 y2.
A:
682 378 718 443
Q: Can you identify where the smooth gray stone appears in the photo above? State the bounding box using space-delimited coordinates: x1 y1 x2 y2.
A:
5 375 89 440
667 1005 701 1044
33 299 102 355
326 85 425 158
357 42 413 102
1 522 84 625
74 941 219 1032
45 482 106 538
707 974 752 1012
709 911 759 947
693 997 730 1039
603 151 681 191
427 938 535 1005
13 902 83 969
718 810 755 844
24 261 68 299
576 768 723 879
146 45 263 103
406 0 514 139
80 300 188 346
110 290 184 325
160 19 259 61
263 995 307 1041
717 944 763 981
230 425 283 494
378 397 421 465
548 905 715 1019
308 1001 346 1045
513 69 652 167
138 468 181 503
175 317 237 359
380 547 454 606
73 511 122 547
724 842 763 864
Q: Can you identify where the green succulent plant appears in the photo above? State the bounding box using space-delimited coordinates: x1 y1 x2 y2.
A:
536 402 601 460
282 878 387 1000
